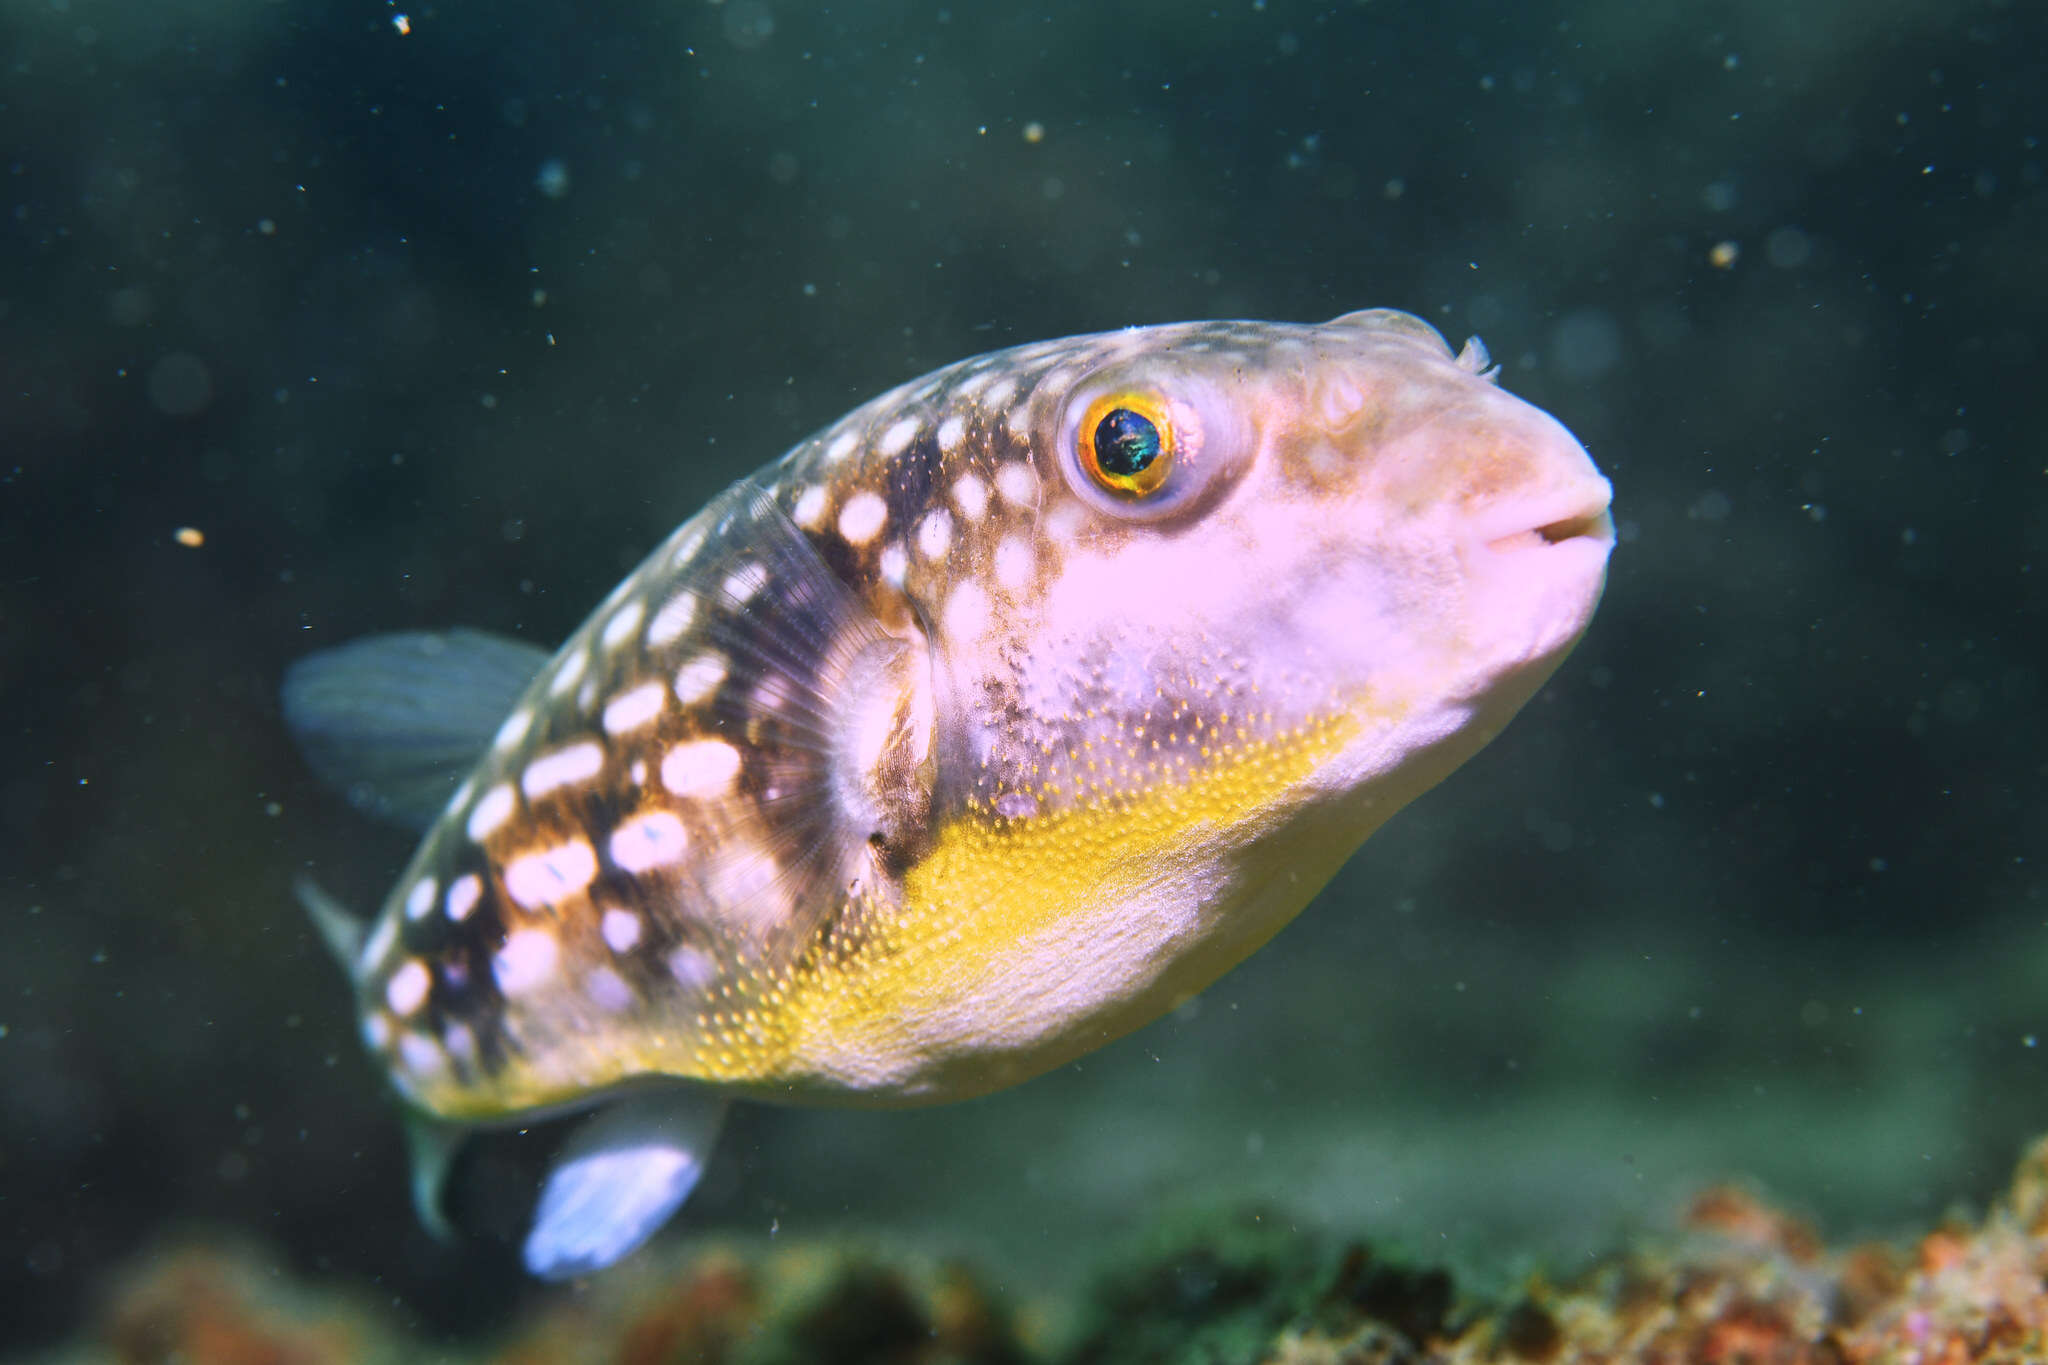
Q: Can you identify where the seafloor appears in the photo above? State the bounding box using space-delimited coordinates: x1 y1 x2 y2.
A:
28 1135 2048 1364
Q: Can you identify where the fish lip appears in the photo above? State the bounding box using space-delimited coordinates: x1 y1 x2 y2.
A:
1475 478 1616 555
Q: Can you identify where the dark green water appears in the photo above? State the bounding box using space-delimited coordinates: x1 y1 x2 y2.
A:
3 0 2044 1352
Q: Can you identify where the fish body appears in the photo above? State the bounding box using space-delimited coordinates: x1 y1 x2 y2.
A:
285 308 1614 1276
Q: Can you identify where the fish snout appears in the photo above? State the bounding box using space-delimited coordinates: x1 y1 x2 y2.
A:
1472 480 1616 560
1458 487 1614 684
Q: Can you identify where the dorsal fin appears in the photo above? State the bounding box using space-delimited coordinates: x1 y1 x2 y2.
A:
294 874 366 972
282 628 549 831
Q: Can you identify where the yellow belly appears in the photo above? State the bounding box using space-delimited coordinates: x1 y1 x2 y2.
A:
761 708 1362 1102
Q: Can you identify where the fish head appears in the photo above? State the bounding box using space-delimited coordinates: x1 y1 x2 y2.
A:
878 310 1614 1088
937 307 1613 826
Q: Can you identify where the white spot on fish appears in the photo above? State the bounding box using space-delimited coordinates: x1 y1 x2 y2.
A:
404 877 438 922
521 741 604 800
1007 407 1035 442
674 653 727 705
548 650 587 698
838 491 888 545
936 414 967 453
609 810 689 873
362 1013 392 1050
1045 497 1086 544
917 509 952 560
601 907 642 954
386 959 432 1016
602 680 668 736
662 739 742 797
997 461 1037 508
723 562 768 604
668 946 716 991
983 376 1017 408
601 600 645 652
792 484 827 529
668 521 708 567
494 928 559 995
584 966 634 1013
645 591 697 651
825 431 858 463
398 1033 445 1077
493 707 533 752
952 472 989 521
944 580 990 641
629 758 648 786
879 542 908 586
444 1020 478 1064
996 791 1041 819
877 416 920 457
446 873 482 923
442 777 475 821
504 839 598 910
994 535 1035 594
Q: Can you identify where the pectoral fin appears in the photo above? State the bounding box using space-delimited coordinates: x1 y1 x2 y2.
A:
522 1088 730 1280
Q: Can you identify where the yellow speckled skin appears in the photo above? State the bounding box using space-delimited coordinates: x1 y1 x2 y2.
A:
340 310 1613 1125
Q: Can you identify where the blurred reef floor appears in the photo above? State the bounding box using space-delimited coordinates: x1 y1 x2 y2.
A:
27 1136 2048 1365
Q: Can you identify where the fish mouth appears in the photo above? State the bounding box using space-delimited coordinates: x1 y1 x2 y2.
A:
1463 477 1616 670
1477 481 1616 556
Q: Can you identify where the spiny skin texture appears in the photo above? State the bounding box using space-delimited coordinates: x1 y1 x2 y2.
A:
341 309 1614 1122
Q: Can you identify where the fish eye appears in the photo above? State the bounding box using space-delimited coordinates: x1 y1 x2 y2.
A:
1077 393 1175 498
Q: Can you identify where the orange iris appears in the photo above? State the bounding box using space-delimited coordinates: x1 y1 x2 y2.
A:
1077 392 1175 497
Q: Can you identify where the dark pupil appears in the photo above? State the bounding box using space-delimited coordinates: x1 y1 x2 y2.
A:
1094 408 1161 478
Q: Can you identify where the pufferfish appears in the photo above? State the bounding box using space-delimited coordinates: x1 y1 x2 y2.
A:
283 308 1614 1279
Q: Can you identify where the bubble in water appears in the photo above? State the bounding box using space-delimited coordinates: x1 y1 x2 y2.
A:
1548 309 1622 383
723 1 773 49
108 286 153 327
1688 490 1733 522
148 352 213 417
1765 226 1812 268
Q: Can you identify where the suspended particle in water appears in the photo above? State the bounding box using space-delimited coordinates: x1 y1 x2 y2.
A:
148 352 213 417
1765 226 1812 269
722 1 774 49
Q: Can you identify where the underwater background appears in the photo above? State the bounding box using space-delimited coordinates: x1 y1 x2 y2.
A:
2 0 2045 1355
